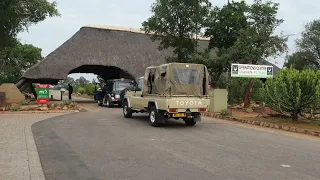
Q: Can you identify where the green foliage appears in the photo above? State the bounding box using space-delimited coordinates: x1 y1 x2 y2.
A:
77 87 85 94
227 78 249 104
284 51 318 70
221 0 288 65
9 104 21 111
251 80 266 103
0 42 43 84
83 84 96 95
55 77 75 90
76 76 90 85
22 99 31 105
0 0 59 84
0 0 60 49
220 109 230 116
226 77 265 105
142 0 212 62
265 67 320 121
284 19 320 70
59 100 73 106
205 0 248 51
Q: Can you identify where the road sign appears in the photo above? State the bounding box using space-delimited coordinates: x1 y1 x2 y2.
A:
36 84 50 104
231 63 273 78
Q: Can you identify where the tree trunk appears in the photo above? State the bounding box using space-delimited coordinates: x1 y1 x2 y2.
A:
29 83 37 99
243 78 256 108
292 112 299 121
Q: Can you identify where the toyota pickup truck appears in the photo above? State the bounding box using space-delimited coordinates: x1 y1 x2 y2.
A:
122 63 210 127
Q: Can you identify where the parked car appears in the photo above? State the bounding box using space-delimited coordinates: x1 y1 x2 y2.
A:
96 78 134 107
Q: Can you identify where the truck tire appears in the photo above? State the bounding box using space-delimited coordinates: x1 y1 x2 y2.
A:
149 106 161 127
97 100 103 106
106 97 113 108
123 101 132 118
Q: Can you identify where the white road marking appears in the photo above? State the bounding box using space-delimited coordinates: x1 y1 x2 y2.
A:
281 164 291 168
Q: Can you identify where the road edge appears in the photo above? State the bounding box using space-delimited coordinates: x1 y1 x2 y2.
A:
201 112 320 138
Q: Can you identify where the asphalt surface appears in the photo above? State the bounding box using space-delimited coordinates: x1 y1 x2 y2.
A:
32 103 320 180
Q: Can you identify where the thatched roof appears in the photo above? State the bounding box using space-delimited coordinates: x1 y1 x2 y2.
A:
21 25 280 84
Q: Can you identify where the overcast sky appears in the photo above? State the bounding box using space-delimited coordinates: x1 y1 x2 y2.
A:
17 0 320 81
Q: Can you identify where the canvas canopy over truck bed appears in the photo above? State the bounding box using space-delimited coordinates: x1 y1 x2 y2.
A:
142 63 209 97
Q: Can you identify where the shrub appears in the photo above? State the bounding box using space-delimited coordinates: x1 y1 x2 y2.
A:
22 99 31 105
77 87 85 94
265 67 320 121
220 109 230 116
10 104 21 111
252 82 266 103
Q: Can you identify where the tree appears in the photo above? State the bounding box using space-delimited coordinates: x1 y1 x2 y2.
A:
0 0 60 49
76 76 90 85
284 19 320 70
203 0 249 86
56 77 75 89
0 43 43 84
223 0 287 108
265 67 320 121
142 0 212 62
0 0 59 85
284 51 318 70
205 0 248 51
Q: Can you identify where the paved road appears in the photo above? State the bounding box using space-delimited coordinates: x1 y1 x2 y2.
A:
0 113 70 180
50 89 94 102
32 104 320 180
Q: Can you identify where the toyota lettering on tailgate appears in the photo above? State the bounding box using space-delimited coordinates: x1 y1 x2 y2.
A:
176 101 202 106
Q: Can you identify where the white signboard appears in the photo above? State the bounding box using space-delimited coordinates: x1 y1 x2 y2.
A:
231 63 273 78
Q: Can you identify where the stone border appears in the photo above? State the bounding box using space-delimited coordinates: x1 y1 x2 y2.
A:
201 112 320 137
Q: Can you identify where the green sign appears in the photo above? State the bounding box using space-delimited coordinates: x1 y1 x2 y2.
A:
36 88 49 98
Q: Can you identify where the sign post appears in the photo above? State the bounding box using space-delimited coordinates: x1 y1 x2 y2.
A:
231 63 273 78
36 84 50 104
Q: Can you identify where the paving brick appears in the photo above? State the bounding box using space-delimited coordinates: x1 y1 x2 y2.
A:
0 113 68 180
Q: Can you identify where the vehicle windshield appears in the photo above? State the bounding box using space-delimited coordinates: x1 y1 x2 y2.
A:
173 68 200 85
114 82 132 91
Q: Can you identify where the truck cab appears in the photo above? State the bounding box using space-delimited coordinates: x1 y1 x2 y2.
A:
122 63 210 127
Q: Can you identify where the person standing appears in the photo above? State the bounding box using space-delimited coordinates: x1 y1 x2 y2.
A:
68 84 73 100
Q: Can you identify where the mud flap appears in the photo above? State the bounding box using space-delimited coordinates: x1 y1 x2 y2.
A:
157 110 167 124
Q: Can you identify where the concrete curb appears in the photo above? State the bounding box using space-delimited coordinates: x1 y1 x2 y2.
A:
0 110 80 114
201 112 320 138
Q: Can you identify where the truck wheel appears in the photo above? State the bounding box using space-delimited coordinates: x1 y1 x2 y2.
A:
97 100 103 106
106 98 113 108
149 106 161 127
123 101 132 118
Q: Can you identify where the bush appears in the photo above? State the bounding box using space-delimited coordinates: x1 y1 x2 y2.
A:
265 67 320 121
77 87 85 94
83 84 96 95
220 109 230 116
228 78 249 104
9 104 21 111
252 80 266 103
22 99 31 105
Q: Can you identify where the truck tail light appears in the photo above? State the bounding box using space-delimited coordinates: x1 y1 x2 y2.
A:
199 108 206 112
169 108 177 113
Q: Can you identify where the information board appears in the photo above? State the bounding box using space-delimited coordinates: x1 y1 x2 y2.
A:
231 63 273 78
